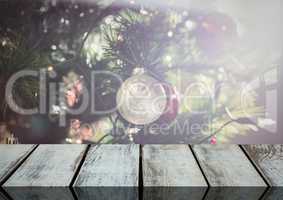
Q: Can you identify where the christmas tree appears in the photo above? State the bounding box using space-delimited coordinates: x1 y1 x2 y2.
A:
0 0 279 144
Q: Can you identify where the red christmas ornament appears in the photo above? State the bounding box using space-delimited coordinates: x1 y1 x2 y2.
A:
192 12 238 57
117 74 179 125
157 83 179 124
210 136 217 145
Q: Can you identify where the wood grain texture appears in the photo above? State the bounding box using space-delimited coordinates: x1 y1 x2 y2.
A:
74 144 139 187
142 145 207 200
243 145 283 186
3 144 87 200
4 144 86 187
74 145 139 200
143 145 207 187
0 145 35 184
193 145 267 200
2 144 282 200
193 145 267 187
244 145 283 200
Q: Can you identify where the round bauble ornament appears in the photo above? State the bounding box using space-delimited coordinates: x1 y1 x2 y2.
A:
116 74 167 125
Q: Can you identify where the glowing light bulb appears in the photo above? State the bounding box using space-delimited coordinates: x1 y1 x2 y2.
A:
105 17 112 24
47 66 54 71
165 55 172 62
66 138 72 143
167 31 173 37
140 9 148 15
2 40 7 46
185 20 196 31
76 139 82 144
51 45 57 50
117 34 123 41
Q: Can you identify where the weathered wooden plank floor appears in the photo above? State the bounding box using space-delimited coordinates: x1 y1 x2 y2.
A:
0 144 282 200
3 145 86 200
74 145 139 200
143 145 207 200
193 145 267 200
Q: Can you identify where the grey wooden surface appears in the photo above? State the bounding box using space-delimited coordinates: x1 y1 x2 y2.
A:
192 145 267 200
244 145 283 186
3 145 87 200
0 144 282 200
142 145 207 200
4 144 86 187
244 145 283 200
0 145 35 184
74 145 139 200
143 145 207 187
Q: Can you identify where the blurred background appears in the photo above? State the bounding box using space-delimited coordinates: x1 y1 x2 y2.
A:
0 0 282 144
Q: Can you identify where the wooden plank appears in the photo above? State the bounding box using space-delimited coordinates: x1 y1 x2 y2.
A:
74 145 139 186
192 145 267 200
0 145 35 184
74 145 139 200
142 145 207 200
4 144 86 186
244 145 283 200
3 144 87 200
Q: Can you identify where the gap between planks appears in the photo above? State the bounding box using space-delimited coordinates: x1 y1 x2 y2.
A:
0 145 38 186
239 145 271 187
239 145 272 200
0 144 274 197
69 144 91 187
189 144 210 200
138 145 143 200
